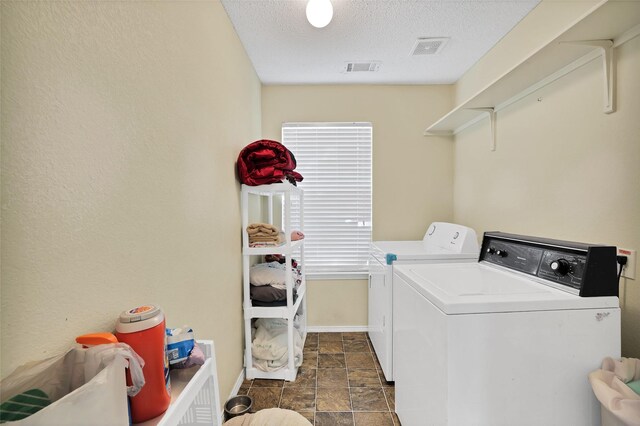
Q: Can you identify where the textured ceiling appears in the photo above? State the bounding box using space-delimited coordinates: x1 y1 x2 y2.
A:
221 0 540 85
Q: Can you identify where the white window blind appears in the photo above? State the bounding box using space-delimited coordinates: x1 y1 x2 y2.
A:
282 122 372 278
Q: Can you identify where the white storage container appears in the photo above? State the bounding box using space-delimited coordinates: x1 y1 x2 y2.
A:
589 357 640 426
137 340 222 426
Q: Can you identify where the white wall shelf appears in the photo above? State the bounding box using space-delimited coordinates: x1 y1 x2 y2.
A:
424 0 640 147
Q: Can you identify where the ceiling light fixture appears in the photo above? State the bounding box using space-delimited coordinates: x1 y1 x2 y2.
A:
306 0 333 28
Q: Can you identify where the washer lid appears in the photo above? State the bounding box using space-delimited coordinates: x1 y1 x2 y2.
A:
371 241 478 263
393 263 619 314
371 222 479 264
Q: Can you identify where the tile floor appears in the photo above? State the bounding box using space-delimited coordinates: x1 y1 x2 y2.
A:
238 332 400 425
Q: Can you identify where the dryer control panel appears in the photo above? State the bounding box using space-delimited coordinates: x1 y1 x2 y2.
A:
480 232 618 297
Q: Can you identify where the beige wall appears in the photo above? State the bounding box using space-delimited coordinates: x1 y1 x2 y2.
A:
0 0 261 402
262 85 455 326
453 35 640 356
305 280 368 327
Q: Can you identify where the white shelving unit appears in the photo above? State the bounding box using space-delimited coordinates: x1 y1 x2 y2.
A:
424 0 640 150
241 183 307 381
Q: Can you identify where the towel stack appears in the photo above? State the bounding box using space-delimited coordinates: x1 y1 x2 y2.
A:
247 223 283 247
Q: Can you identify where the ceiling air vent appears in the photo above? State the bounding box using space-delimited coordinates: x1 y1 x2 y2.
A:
342 61 381 73
411 37 449 56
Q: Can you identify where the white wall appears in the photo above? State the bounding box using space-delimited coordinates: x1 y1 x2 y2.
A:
453 35 640 357
0 0 261 400
262 85 454 327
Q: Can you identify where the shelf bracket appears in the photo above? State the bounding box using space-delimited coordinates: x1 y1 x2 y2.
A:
561 39 615 113
466 107 496 151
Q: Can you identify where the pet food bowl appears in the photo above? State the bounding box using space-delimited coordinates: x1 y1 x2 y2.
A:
224 395 253 421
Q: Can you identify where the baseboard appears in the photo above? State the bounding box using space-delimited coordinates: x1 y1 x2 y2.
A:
230 369 245 397
307 325 368 333
218 369 246 421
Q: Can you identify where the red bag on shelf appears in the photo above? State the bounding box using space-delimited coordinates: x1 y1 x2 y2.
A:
237 140 303 186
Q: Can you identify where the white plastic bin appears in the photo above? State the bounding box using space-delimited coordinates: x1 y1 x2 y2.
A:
589 357 640 426
136 340 222 426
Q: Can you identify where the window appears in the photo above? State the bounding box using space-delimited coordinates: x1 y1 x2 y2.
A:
282 122 372 279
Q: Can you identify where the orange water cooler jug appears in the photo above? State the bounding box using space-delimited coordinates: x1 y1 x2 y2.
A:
115 305 171 423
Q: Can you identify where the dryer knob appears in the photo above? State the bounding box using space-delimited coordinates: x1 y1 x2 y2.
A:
486 247 496 255
496 249 507 257
550 259 570 275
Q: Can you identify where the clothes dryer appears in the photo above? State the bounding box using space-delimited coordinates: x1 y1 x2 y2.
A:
369 222 479 381
393 232 621 426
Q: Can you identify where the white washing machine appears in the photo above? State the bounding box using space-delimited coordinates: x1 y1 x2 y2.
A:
369 222 479 381
393 231 621 426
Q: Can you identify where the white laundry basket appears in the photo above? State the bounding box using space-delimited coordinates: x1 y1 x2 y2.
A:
147 340 222 426
588 357 640 426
